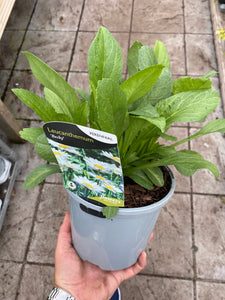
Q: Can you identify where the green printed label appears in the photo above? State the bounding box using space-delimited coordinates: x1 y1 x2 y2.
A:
43 122 124 207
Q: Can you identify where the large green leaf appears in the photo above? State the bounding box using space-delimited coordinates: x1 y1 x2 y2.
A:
44 87 72 120
35 133 57 162
141 67 172 106
127 41 143 76
129 99 159 118
23 51 79 121
19 127 43 143
128 169 154 190
154 40 170 70
96 78 127 137
171 119 225 148
24 164 61 190
135 116 166 132
12 88 58 122
88 27 123 87
120 65 164 105
172 76 212 95
127 150 219 179
138 46 158 70
145 167 164 187
155 89 220 126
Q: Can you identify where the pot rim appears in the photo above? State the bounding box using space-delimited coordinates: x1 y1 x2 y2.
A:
68 166 175 216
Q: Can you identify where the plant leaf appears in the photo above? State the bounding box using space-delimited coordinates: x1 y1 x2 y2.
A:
128 150 219 179
12 88 65 122
96 78 127 137
24 164 61 190
120 65 164 105
129 100 159 118
128 169 154 190
75 101 90 126
88 26 123 87
23 51 79 121
102 206 119 219
171 119 225 148
172 76 212 95
155 89 220 126
19 127 43 143
44 87 72 120
138 46 158 70
135 116 166 132
154 40 170 70
145 167 164 187
127 41 143 76
75 87 90 103
35 133 57 162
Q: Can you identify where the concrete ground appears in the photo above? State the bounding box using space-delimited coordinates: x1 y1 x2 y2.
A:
0 0 225 299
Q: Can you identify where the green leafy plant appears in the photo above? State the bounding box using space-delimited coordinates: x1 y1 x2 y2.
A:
13 27 225 214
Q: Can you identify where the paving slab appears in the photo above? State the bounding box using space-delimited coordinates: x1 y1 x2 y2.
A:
120 275 193 300
194 194 225 281
6 0 36 30
0 30 24 69
186 34 217 76
17 264 54 300
0 69 10 98
0 182 40 261
196 281 225 300
27 184 68 264
132 0 184 33
80 0 132 32
184 0 212 34
0 261 22 300
15 31 75 71
29 0 83 31
191 131 225 195
144 193 193 278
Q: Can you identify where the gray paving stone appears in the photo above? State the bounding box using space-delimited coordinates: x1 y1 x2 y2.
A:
15 31 75 71
194 194 225 280
0 31 24 69
144 193 193 278
184 0 212 34
11 140 46 181
186 34 217 76
68 72 90 96
17 264 54 300
0 70 10 99
196 281 225 300
6 0 36 30
130 33 186 75
0 182 40 261
27 184 68 264
0 261 22 300
120 275 193 300
29 0 83 31
190 131 225 194
132 0 184 33
70 31 129 73
80 0 132 31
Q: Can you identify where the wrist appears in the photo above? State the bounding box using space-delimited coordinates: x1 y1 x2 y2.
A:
47 287 78 300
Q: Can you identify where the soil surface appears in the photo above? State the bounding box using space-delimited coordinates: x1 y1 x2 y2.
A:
123 167 172 208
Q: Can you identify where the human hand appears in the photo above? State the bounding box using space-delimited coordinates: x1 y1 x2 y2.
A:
55 211 152 300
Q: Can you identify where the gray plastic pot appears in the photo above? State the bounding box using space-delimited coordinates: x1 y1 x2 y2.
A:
69 167 175 271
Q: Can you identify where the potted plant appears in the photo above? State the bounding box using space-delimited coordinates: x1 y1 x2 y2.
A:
12 26 225 270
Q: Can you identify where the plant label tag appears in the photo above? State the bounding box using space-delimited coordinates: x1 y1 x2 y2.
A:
43 122 124 207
